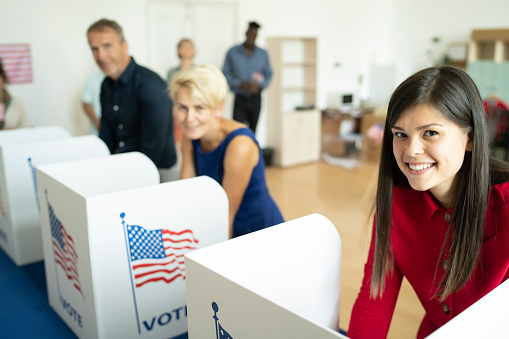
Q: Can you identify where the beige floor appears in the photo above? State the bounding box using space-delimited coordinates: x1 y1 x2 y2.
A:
265 159 425 338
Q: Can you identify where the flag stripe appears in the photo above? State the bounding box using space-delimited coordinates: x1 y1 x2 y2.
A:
4 61 32 68
134 266 182 279
53 240 78 275
162 229 199 243
164 245 196 251
135 273 184 288
163 237 197 244
132 257 178 270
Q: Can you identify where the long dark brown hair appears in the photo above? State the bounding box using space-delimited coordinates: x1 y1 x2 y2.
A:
371 66 509 301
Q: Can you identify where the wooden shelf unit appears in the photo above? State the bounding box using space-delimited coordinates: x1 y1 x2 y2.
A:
468 28 509 62
266 37 321 168
466 29 509 105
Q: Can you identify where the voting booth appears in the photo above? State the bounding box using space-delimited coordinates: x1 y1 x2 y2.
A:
185 214 347 339
0 127 109 266
0 125 70 145
36 152 229 339
427 279 509 338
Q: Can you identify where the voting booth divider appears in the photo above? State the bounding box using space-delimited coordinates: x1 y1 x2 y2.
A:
0 125 70 146
36 152 229 339
0 126 110 266
427 279 509 338
185 214 348 339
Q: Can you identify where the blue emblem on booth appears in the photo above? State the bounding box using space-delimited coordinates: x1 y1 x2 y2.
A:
212 302 233 339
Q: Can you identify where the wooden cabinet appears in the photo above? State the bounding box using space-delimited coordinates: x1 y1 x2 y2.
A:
468 29 509 63
467 29 509 104
266 37 320 167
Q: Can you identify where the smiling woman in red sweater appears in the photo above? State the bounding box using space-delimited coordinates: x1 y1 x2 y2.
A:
348 66 509 338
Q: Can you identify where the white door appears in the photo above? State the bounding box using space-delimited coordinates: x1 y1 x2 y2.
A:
146 0 237 79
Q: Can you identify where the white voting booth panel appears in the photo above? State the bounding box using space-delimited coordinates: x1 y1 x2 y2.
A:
0 132 109 266
427 279 509 339
185 214 347 339
0 125 71 264
36 152 229 339
0 125 70 145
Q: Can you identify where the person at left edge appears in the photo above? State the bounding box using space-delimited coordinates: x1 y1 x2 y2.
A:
87 18 178 182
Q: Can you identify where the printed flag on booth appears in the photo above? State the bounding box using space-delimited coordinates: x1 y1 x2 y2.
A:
48 199 85 299
0 44 33 84
213 302 234 339
123 214 199 288
217 323 233 339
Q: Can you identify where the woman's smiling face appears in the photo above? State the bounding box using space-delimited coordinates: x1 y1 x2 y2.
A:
391 103 472 208
174 87 220 140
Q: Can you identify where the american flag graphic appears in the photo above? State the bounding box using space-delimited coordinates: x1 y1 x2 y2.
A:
125 220 199 288
0 44 33 84
48 200 84 299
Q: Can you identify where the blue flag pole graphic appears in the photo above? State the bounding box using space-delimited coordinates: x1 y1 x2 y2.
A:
213 302 233 339
121 212 142 335
28 158 40 213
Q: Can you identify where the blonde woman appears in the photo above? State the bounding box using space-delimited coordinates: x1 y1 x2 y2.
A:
169 64 283 238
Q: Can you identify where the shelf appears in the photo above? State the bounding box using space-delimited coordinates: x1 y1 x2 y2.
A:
267 37 320 167
282 110 317 114
468 28 509 62
282 61 316 67
282 86 316 91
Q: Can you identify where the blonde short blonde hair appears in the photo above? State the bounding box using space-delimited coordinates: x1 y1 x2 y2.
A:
169 64 228 110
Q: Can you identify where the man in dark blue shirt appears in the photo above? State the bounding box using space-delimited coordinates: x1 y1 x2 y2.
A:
87 18 177 182
222 21 272 133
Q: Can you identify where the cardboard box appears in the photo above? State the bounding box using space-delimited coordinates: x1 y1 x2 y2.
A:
360 112 386 135
362 138 382 162
322 134 345 157
360 111 386 162
322 110 358 135
322 134 361 157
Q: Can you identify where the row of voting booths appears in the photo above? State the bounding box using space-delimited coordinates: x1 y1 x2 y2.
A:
0 126 347 339
1 126 506 338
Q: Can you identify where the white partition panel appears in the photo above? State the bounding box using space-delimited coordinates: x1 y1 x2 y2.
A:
36 153 228 339
185 214 346 339
427 279 509 339
0 133 109 265
0 125 70 145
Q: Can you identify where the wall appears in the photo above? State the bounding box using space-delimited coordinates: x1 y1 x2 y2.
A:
1 0 509 141
392 0 509 67
0 0 149 135
238 0 393 143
